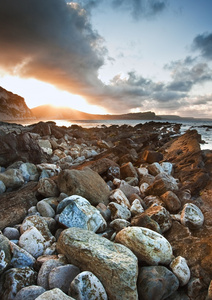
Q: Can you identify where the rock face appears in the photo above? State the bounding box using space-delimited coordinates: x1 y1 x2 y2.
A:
57 168 110 206
57 227 138 300
0 86 35 121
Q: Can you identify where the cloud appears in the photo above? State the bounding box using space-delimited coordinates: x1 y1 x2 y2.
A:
0 0 106 94
193 32 212 60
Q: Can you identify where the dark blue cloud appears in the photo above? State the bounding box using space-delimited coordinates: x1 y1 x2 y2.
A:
193 32 212 60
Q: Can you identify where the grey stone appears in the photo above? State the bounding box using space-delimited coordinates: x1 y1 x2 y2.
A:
35 288 75 300
10 241 36 268
14 285 46 300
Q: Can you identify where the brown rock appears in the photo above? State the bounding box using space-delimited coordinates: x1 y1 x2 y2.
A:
57 168 110 206
160 191 181 213
0 182 38 230
120 162 138 179
143 150 163 164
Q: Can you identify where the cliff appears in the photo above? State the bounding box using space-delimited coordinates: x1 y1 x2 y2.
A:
0 86 35 121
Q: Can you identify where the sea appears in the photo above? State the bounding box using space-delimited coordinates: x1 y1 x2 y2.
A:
52 119 212 150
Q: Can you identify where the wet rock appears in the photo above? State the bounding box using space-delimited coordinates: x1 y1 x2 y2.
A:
48 264 80 293
180 203 204 229
37 178 59 197
58 168 110 206
108 202 131 220
57 228 138 300
58 195 107 233
0 267 37 300
137 266 179 300
115 226 173 265
69 271 108 300
0 233 11 275
0 182 38 231
170 256 190 286
35 288 75 300
14 285 46 300
160 191 181 213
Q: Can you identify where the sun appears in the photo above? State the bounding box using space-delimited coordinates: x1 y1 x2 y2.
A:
0 74 106 114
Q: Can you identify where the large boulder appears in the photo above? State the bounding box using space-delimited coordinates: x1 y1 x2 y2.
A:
57 168 110 206
57 228 138 300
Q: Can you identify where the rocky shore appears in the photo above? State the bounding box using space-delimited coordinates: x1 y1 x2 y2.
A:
0 120 212 300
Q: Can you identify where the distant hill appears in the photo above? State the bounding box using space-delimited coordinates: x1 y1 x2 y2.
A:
0 86 35 121
31 104 161 120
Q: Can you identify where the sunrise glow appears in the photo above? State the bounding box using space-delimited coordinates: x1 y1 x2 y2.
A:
0 74 106 114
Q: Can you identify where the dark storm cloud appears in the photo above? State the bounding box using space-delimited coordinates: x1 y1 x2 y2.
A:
193 32 212 60
0 0 106 93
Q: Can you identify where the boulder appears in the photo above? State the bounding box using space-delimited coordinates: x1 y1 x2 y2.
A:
108 202 131 220
69 271 108 300
58 195 107 233
143 150 163 164
120 162 138 179
57 168 110 206
0 182 38 230
131 214 161 233
109 189 130 208
115 227 173 265
160 191 181 213
37 178 59 198
137 266 179 300
145 172 179 196
144 205 172 233
57 228 138 300
10 241 36 268
148 162 164 176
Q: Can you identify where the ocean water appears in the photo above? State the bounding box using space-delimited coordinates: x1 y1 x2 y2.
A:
54 119 212 150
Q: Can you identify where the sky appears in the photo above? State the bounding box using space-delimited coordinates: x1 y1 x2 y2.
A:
0 0 212 117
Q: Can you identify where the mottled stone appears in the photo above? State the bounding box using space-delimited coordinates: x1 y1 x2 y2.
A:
58 195 107 233
0 267 37 300
10 241 36 268
120 162 138 179
115 226 173 265
19 162 39 182
146 172 179 196
181 203 204 229
161 162 174 175
69 271 108 300
57 228 138 300
0 169 24 189
143 195 164 208
48 264 80 293
170 256 190 286
144 205 172 233
137 266 179 300
130 199 144 216
37 178 59 197
108 202 131 220
148 162 164 176
109 189 130 208
57 168 110 206
131 214 161 233
110 219 131 232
